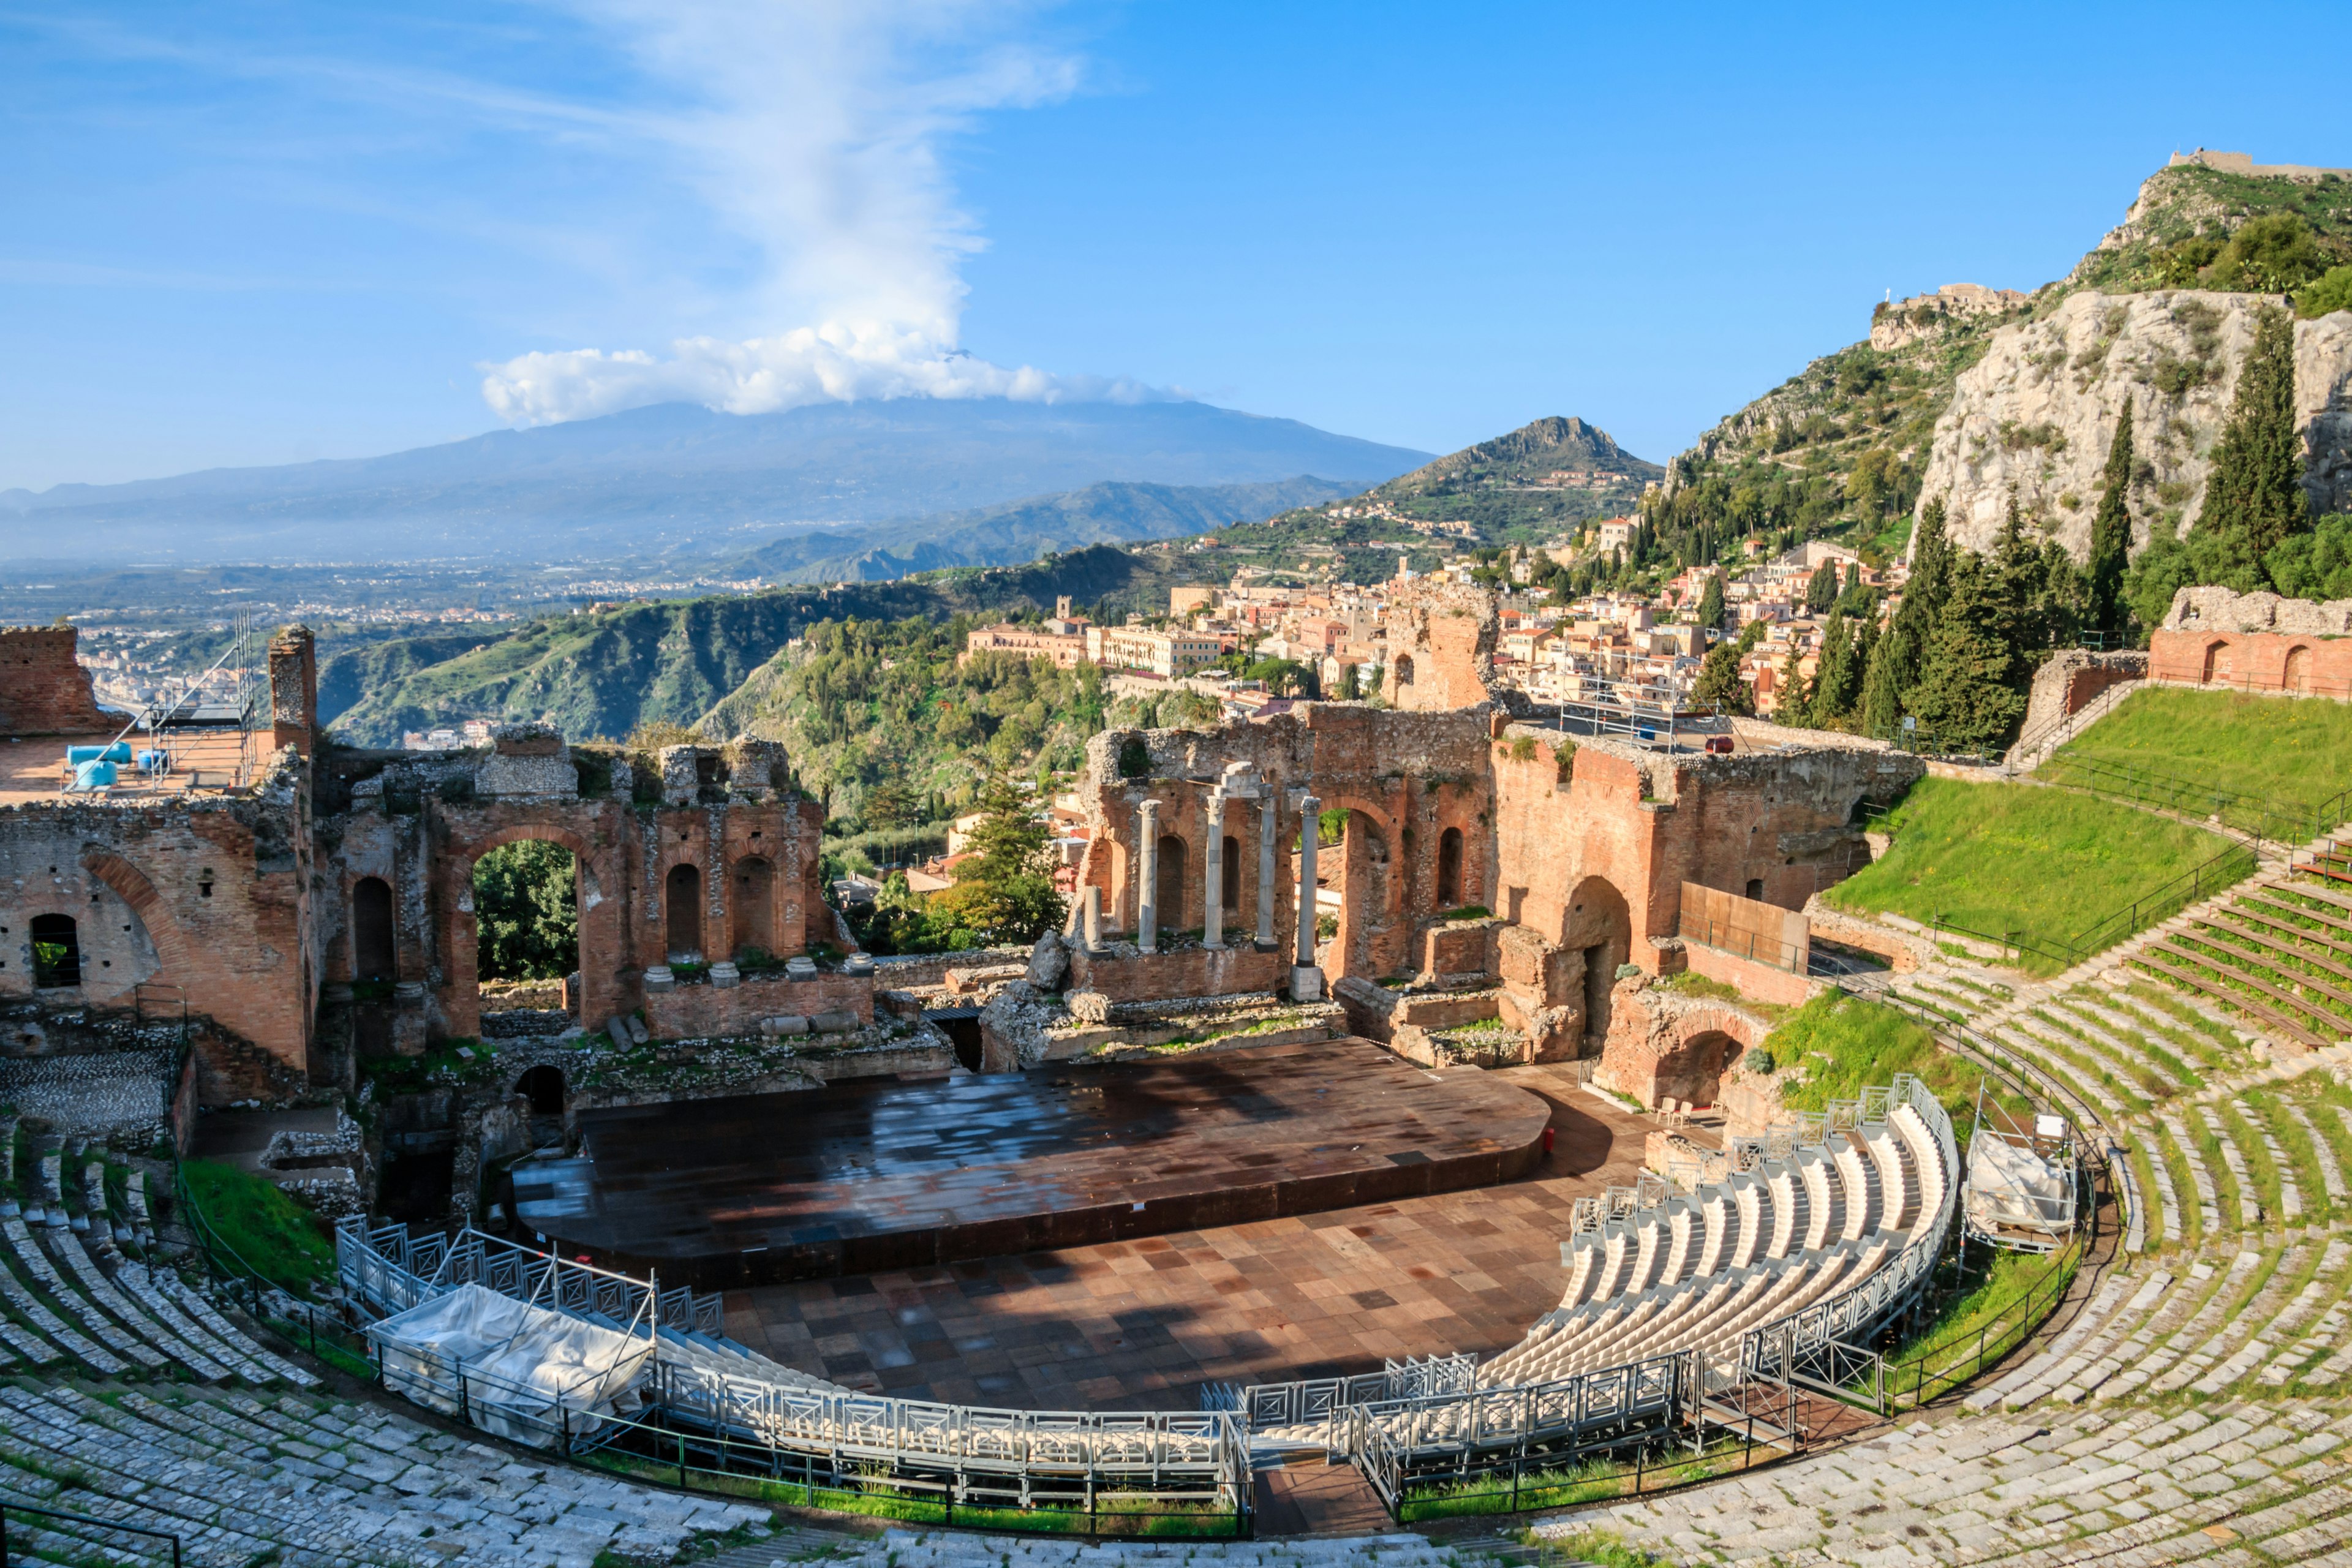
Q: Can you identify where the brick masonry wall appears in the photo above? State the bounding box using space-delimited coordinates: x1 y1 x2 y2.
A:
1067 943 1288 1003
2149 627 2352 697
1678 940 1816 1008
0 627 112 737
644 971 875 1038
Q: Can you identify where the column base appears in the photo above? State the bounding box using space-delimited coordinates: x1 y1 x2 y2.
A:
1289 965 1326 1002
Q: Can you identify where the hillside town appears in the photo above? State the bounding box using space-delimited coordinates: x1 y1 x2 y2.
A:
959 522 1910 725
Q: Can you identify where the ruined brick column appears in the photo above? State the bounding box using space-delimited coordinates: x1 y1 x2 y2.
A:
1202 791 1226 948
1293 793 1324 1000
1136 799 1160 953
1256 795 1278 948
268 625 317 759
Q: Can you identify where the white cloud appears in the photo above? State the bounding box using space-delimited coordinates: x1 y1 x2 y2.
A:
480 1 1147 425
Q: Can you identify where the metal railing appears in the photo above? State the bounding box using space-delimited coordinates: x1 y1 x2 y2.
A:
2004 677 2141 773
336 1219 1253 1525
338 1220 723 1336
2037 752 2318 846
1 1502 181 1568
2066 839 2260 959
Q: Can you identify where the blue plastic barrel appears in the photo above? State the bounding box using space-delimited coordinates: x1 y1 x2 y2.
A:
71 760 119 790
67 742 132 766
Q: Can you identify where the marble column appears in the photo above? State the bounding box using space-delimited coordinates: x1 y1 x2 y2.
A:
1202 793 1227 948
1256 796 1278 948
1295 794 1322 965
1136 799 1160 953
1082 884 1102 950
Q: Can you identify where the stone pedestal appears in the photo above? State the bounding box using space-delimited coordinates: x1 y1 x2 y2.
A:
1291 965 1326 1003
786 954 819 981
644 965 676 993
709 961 741 990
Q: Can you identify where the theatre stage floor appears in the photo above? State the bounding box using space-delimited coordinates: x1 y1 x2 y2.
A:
515 1038 1553 1289
717 1062 1654 1411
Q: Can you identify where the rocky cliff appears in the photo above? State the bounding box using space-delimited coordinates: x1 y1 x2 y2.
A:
1918 290 2352 557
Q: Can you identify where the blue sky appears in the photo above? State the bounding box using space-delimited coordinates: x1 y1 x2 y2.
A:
1 1 2344 492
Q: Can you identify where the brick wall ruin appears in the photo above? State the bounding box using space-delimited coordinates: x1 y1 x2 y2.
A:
0 626 113 736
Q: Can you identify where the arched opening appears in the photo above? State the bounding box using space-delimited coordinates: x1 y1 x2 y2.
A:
352 876 395 982
2202 639 2230 684
665 862 703 961
1154 834 1188 934
1221 834 1242 912
1437 826 1464 908
1328 807 1402 979
730 856 774 959
515 1064 567 1117
2285 644 2313 694
473 840 580 1036
1744 876 1765 902
1653 1028 1740 1112
1563 875 1633 1052
30 914 80 989
1395 654 1415 688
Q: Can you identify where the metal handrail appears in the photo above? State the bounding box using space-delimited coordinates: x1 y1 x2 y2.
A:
1 1501 181 1568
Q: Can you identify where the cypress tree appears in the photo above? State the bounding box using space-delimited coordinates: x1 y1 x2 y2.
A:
2086 401 2135 635
1697 571 1726 630
1776 641 1812 726
1812 608 1861 726
1906 554 2030 750
2197 304 2309 582
1867 496 1953 734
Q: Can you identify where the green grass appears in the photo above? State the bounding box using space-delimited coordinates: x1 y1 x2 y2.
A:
1824 778 2235 973
2041 687 2352 832
178 1159 336 1295
1891 1245 2077 1399
1765 992 2020 1131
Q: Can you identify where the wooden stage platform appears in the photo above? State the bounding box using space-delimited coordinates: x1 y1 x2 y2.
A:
513 1038 1552 1288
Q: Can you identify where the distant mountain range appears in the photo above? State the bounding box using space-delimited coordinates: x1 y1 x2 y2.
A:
725 476 1364 583
0 399 1430 566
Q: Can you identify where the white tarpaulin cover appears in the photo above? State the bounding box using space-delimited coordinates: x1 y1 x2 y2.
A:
368 1283 653 1446
1967 1135 2070 1233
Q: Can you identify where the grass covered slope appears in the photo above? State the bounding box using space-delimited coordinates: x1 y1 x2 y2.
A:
1765 991 2004 1129
179 1159 336 1294
2040 687 2352 833
1825 778 2233 971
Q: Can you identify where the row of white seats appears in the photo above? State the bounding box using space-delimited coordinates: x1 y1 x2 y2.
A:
1479 1102 1946 1389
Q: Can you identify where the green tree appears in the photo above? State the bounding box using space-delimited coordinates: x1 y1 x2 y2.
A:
473 840 578 980
2086 401 2135 636
1696 571 1726 630
2209 214 2328 293
946 776 1065 945
2196 305 2309 582
1905 554 2029 749
1862 496 1953 735
2299 265 2352 321
1805 562 1840 614
1775 641 1812 726
1692 620 1762 715
1810 608 1862 726
2266 513 2352 601
1336 662 1362 701
1847 447 1901 520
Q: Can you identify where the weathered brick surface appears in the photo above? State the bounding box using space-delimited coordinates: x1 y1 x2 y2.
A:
1595 979 1772 1110
1381 580 1498 712
1066 943 1287 1001
644 971 873 1037
2149 626 2352 695
0 627 111 736
1678 938 1815 1008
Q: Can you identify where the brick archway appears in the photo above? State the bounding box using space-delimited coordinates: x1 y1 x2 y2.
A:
79 850 196 1003
1599 994 1770 1111
1319 794 1404 979
440 820 611 1042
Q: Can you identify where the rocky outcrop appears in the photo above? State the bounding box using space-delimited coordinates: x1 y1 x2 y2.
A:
2161 584 2352 636
1869 284 2029 352
1914 291 2352 559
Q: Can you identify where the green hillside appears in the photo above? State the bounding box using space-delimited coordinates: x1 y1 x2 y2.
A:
318 545 1212 746
1644 159 2352 571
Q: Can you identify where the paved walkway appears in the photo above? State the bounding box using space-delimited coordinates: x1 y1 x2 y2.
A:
722 1068 1653 1408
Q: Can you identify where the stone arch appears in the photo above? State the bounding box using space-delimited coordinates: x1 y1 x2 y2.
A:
440 823 605 1045
29 913 80 989
2201 638 2231 684
665 862 704 960
1563 874 1634 1046
514 1063 567 1116
1319 795 1405 979
1155 834 1188 933
352 876 396 982
730 854 775 956
2285 643 2314 694
80 849 196 990
1614 1002 1768 1111
1654 1028 1741 1110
